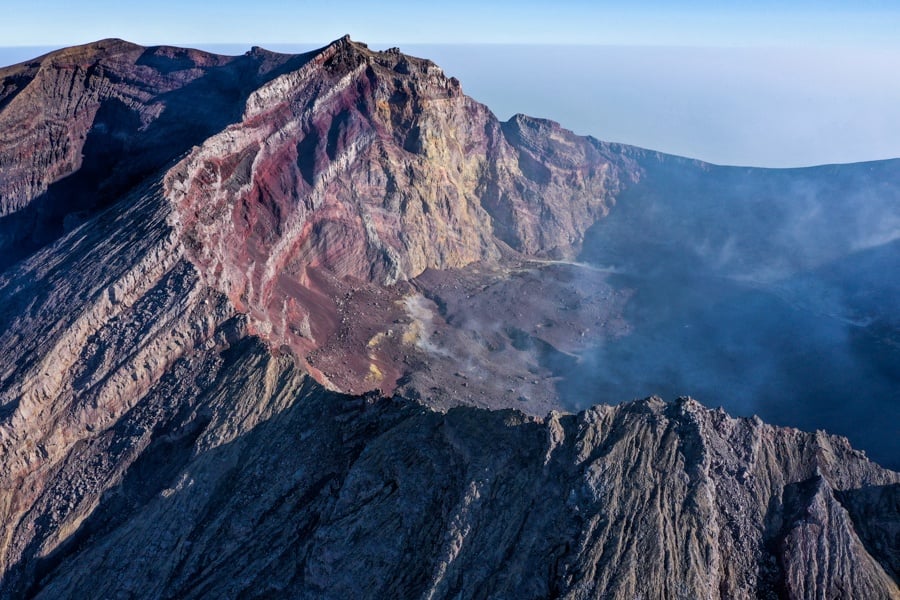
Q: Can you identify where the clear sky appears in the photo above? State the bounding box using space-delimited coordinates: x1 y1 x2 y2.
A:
3 1 900 166
2 0 899 47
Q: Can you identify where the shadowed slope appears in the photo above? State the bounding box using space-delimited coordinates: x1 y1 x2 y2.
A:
0 39 316 269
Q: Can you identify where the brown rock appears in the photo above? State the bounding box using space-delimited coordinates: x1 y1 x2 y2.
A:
164 37 634 394
0 38 897 600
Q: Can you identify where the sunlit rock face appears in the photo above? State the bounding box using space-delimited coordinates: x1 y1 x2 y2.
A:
0 38 898 599
165 36 630 392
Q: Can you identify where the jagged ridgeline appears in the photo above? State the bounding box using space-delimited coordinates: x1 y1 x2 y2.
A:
0 37 898 598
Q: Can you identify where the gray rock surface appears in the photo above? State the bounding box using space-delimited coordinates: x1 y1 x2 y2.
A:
0 38 897 599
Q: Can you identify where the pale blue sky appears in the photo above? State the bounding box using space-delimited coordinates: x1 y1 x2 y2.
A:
2 1 899 47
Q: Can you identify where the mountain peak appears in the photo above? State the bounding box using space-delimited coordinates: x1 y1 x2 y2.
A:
164 36 626 394
9 37 145 69
0 39 898 599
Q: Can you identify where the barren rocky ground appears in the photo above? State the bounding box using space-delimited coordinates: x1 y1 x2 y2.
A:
0 37 897 598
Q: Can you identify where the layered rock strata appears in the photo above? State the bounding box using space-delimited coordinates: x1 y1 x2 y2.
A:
164 36 633 392
0 38 897 599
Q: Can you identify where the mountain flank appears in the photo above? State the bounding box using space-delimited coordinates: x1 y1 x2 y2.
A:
0 38 897 598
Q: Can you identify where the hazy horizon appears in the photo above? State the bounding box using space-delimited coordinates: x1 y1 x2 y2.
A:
3 41 899 168
4 1 899 166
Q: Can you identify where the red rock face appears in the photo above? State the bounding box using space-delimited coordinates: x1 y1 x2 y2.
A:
166 37 636 393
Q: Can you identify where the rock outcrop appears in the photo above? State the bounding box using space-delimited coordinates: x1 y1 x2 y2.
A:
2 323 898 599
0 38 897 599
165 36 632 390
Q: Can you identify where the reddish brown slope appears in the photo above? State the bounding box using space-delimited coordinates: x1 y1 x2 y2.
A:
166 36 636 392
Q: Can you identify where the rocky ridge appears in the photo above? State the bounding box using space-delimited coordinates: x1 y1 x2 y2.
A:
165 35 632 393
0 38 897 598
0 38 315 268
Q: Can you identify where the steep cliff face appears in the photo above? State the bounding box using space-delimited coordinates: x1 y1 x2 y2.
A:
165 36 631 391
0 38 898 599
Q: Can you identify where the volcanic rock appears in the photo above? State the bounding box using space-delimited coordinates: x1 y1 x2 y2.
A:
0 38 897 599
164 36 631 392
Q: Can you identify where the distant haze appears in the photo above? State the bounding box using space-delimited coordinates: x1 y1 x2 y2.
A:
3 43 898 167
405 44 900 168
